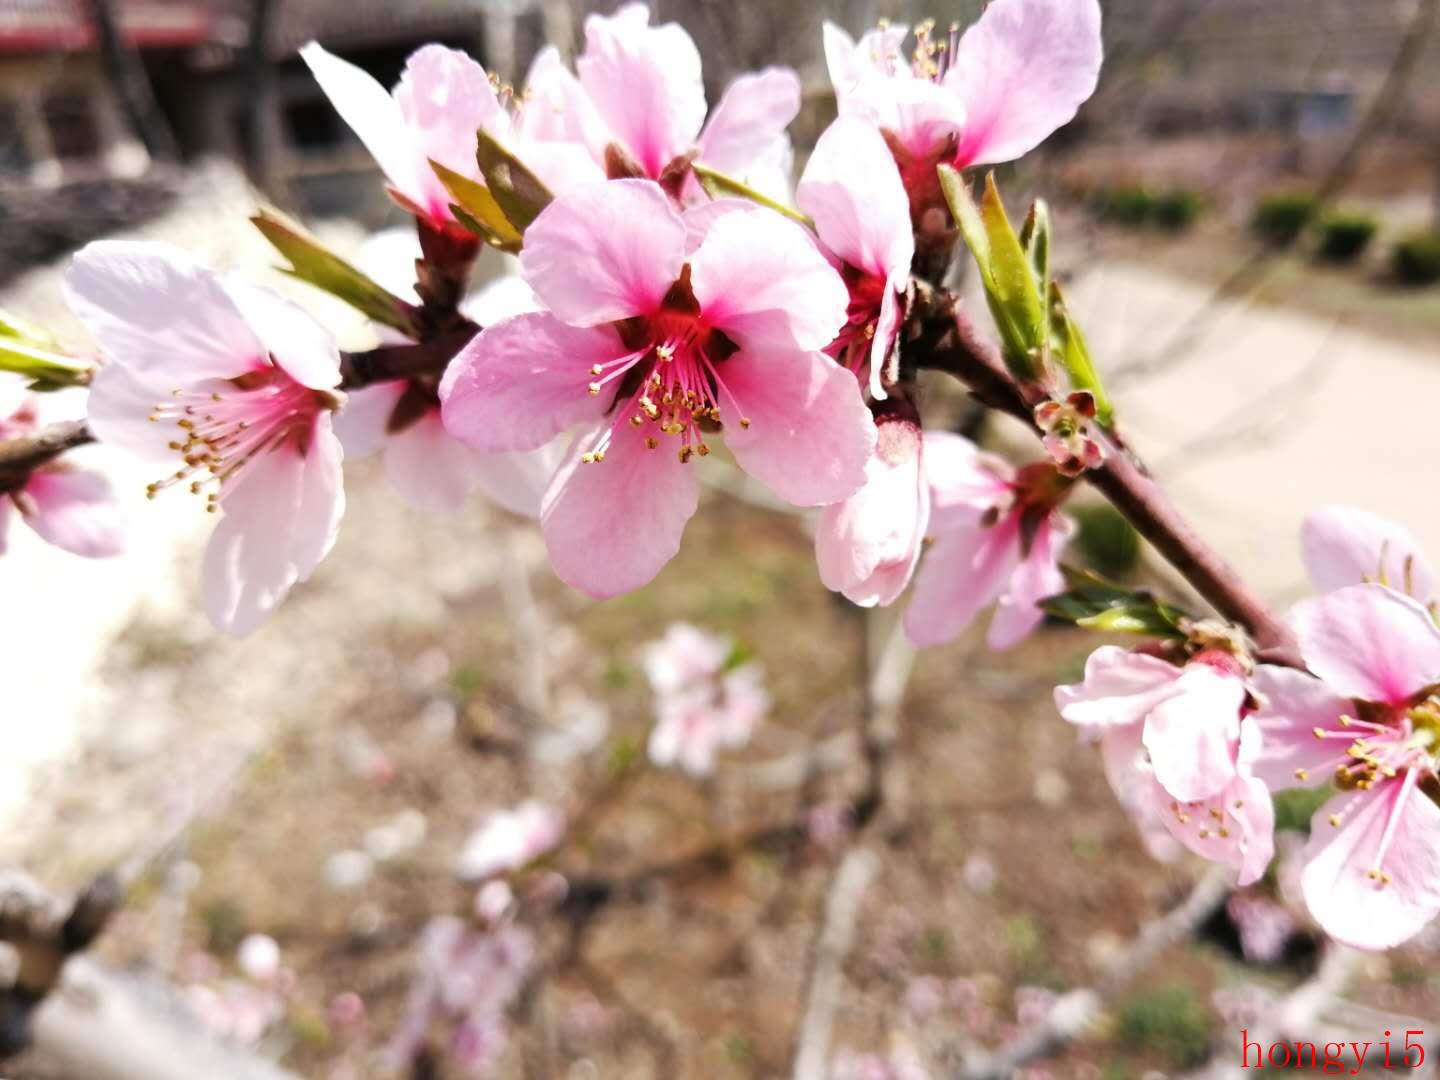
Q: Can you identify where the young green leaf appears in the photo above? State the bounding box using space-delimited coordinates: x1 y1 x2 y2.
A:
692 163 814 228
0 336 90 391
430 159 523 252
1040 578 1190 638
251 209 421 337
1051 282 1113 427
475 131 554 233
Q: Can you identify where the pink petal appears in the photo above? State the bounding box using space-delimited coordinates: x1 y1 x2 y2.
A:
86 362 183 463
923 431 1012 532
1249 665 1353 791
462 274 542 327
690 208 848 352
855 77 968 160
681 198 753 255
1290 583 1440 705
798 117 914 283
65 241 263 382
1302 782 1440 950
823 21 910 110
222 279 341 391
301 43 421 208
384 409 473 513
518 46 609 161
904 512 1022 647
1141 664 1245 803
520 180 686 325
21 468 125 557
1302 504 1435 601
988 511 1072 650
949 0 1103 167
540 420 698 598
714 348 874 506
331 380 407 459
512 139 608 198
0 499 9 554
815 419 928 607
394 44 504 217
1155 770 1275 887
438 313 616 454
203 422 344 636
698 68 801 175
470 441 567 519
1054 645 1181 729
577 3 706 176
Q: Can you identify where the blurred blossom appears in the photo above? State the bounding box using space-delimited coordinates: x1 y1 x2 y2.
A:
235 933 280 983
454 801 564 882
1226 894 1297 964
391 916 535 1076
831 1049 930 1080
903 975 945 1019
324 849 375 891
419 698 459 741
186 980 286 1047
1014 986 1057 1027
807 801 855 852
532 691 610 766
474 880 515 926
961 852 998 895
643 624 769 777
336 727 395 784
328 991 367 1032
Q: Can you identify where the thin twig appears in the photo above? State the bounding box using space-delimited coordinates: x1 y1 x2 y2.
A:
956 865 1232 1079
789 846 880 1080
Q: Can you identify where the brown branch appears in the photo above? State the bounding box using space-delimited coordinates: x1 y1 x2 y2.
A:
914 294 1301 665
0 421 95 493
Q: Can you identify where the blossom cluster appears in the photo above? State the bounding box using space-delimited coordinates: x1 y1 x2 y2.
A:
1059 506 1440 951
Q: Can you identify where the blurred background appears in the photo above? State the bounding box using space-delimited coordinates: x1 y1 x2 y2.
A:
3 1 1440 1077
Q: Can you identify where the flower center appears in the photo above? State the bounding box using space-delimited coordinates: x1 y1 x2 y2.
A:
580 295 745 466
828 266 887 381
146 366 330 511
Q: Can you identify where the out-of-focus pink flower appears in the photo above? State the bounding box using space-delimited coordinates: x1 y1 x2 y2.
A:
439 180 874 597
807 800 855 852
817 416 928 608
1301 504 1436 605
831 1049 931 1080
1251 583 1440 950
518 4 800 189
391 915 534 1076
0 381 124 558
186 981 286 1046
328 990 367 1032
796 117 913 400
1055 645 1274 885
334 253 565 516
824 0 1102 171
1226 894 1296 963
454 801 564 883
904 432 1073 650
642 623 769 777
68 241 345 636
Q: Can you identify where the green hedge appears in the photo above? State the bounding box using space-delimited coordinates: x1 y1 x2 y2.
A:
1251 192 1319 247
1095 186 1205 231
1315 211 1378 263
1393 233 1440 285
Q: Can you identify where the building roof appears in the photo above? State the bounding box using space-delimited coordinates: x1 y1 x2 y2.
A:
0 1 213 53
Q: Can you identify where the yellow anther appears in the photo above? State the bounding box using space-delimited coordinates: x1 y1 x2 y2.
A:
645 437 658 450
678 446 694 464
1294 768 1308 781
587 382 601 396
1329 814 1341 827
590 364 603 376
739 417 751 429
697 444 710 457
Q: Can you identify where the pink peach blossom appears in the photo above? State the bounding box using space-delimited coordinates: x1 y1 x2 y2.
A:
1301 504 1435 604
642 623 768 776
1251 583 1440 950
1056 645 1275 885
825 0 1103 169
816 416 928 608
796 117 914 401
454 801 564 883
0 381 124 559
439 180 874 597
519 4 801 187
903 432 1073 650
67 240 345 636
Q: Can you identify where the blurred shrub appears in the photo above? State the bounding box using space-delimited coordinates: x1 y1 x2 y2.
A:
1150 191 1205 231
1074 504 1142 579
1095 185 1154 227
1115 985 1212 1068
1393 233 1440 285
1251 192 1319 247
1315 211 1378 263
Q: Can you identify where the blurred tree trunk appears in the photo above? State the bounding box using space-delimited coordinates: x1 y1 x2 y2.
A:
245 0 289 203
82 0 178 163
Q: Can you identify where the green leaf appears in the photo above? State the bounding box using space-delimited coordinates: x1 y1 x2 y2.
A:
1051 281 1114 427
430 159 523 252
1040 578 1190 638
251 209 420 336
475 130 553 233
939 167 1047 382
0 336 90 390
1273 785 1335 834
1020 199 1051 306
692 163 815 228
